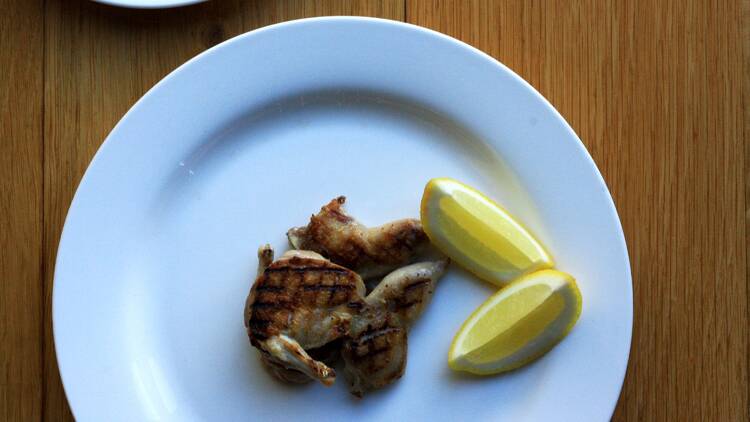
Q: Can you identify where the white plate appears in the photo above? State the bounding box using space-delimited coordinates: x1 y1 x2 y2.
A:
54 17 632 422
92 0 206 9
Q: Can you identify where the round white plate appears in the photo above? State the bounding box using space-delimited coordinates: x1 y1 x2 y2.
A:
54 17 632 422
92 0 206 9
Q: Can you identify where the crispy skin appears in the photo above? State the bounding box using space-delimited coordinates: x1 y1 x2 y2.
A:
342 259 449 396
247 252 365 345
245 249 366 386
245 247 449 394
366 260 449 327
342 307 407 397
287 197 429 279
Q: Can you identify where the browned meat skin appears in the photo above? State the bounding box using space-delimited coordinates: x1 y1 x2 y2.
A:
245 247 449 394
287 197 429 279
245 247 366 386
366 259 449 327
342 308 407 397
342 259 449 396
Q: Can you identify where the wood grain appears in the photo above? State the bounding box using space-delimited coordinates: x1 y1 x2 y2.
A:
42 1 403 419
0 0 747 420
742 0 750 418
43 3 244 418
240 0 404 27
0 1 45 420
408 1 748 420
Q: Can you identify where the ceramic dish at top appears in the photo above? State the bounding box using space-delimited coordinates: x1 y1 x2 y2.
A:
92 0 206 9
53 17 632 421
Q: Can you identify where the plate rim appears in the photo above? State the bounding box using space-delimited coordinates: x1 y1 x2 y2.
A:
91 0 207 9
53 16 633 420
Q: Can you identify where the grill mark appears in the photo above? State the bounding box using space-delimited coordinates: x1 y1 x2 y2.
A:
362 347 392 358
403 279 431 293
248 317 271 327
303 284 355 292
395 298 422 310
254 284 285 293
347 301 364 309
364 361 389 373
368 224 426 265
358 323 387 339
248 317 272 337
356 327 401 344
330 272 342 305
325 278 336 305
292 270 304 297
266 266 350 275
324 240 369 269
251 300 294 310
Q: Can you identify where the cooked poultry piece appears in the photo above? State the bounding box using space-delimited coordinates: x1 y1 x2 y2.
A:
244 245 367 386
287 196 429 279
342 307 407 396
366 260 449 327
342 259 449 396
259 341 342 384
249 245 314 384
245 245 449 394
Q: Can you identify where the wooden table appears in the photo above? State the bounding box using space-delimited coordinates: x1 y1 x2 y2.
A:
2 1 747 420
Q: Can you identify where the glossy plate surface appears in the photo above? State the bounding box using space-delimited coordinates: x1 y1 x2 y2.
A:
54 17 632 421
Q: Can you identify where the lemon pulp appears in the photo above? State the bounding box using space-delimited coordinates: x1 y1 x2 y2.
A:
421 177 553 285
448 270 582 374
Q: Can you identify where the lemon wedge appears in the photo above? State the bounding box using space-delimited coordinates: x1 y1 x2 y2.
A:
449 269 582 374
420 177 553 285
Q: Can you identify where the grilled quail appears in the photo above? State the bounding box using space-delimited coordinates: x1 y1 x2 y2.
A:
245 246 449 395
342 259 449 396
244 245 366 386
287 197 429 279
